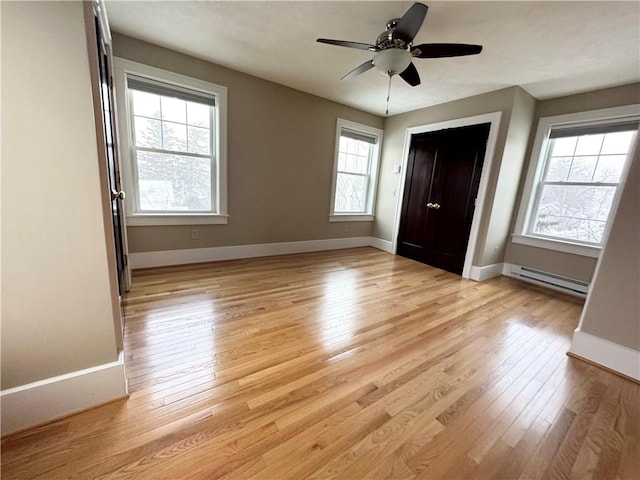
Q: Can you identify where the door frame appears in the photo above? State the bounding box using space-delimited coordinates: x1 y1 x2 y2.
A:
390 111 502 279
92 0 132 291
83 0 131 350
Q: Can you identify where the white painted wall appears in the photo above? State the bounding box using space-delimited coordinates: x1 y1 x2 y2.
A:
1 1 120 389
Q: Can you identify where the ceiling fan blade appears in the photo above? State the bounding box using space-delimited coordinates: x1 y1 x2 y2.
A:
317 38 377 51
412 43 483 58
341 59 375 81
399 62 421 86
393 3 428 43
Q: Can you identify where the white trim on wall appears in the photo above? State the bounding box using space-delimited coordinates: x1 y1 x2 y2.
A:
569 330 640 381
1 352 128 436
390 112 503 280
129 237 397 269
368 237 393 253
469 263 504 282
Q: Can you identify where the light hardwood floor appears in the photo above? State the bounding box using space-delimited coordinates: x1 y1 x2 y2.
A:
2 247 638 479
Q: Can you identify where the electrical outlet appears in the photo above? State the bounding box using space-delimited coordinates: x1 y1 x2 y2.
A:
191 228 199 240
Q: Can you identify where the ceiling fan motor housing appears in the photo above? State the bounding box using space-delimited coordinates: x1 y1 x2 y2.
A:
376 19 410 51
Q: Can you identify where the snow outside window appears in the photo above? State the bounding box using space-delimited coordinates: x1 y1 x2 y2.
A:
514 108 638 255
330 119 383 221
128 77 216 214
114 58 228 226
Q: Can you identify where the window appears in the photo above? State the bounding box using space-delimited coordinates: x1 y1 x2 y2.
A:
514 106 638 256
114 59 227 225
329 119 383 221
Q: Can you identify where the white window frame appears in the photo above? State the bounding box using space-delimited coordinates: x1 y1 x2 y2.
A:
114 58 228 226
329 119 383 222
513 105 639 257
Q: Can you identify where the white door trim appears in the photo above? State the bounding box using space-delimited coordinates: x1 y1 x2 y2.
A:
390 111 503 279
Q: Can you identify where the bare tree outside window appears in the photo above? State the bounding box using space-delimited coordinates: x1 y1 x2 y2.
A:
130 90 214 212
334 136 371 213
530 130 635 244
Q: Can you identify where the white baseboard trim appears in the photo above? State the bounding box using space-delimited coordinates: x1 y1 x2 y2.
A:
369 237 393 253
469 263 504 281
130 236 391 269
1 352 128 436
502 262 512 276
569 329 640 381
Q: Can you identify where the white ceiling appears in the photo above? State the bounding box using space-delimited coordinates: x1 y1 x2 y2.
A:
105 1 640 117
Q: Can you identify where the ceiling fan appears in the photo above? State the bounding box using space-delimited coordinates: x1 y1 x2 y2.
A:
317 2 482 87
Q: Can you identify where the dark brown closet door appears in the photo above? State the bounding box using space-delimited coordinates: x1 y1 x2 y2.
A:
397 123 490 275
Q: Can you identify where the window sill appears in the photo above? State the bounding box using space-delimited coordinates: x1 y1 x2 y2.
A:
126 214 228 226
511 234 600 258
329 214 374 222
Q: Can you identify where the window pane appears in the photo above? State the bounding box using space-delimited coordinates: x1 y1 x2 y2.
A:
600 131 635 154
161 96 186 124
341 154 369 174
338 138 370 175
134 116 162 148
356 155 369 174
345 154 358 173
187 126 210 155
545 156 572 182
593 155 626 183
339 136 349 153
132 90 160 119
550 137 577 157
136 151 211 211
334 173 366 213
532 184 616 243
567 156 597 182
187 102 210 127
357 142 370 157
337 152 346 171
533 215 606 244
574 134 604 156
162 121 187 151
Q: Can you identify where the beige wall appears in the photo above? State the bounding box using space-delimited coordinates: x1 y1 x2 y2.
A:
373 86 535 267
480 87 536 265
1 1 120 389
578 146 639 350
504 83 640 281
111 34 384 253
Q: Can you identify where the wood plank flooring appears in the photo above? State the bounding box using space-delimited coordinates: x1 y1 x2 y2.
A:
2 247 639 479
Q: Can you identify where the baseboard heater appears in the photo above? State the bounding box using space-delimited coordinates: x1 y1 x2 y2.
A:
509 264 589 297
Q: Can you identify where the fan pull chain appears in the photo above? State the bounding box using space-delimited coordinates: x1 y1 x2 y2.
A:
385 75 392 116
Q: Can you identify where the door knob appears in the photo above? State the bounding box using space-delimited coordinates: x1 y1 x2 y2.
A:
426 202 440 209
426 202 433 208
111 190 126 201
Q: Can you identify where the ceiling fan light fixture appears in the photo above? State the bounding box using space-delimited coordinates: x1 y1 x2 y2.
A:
373 48 412 76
